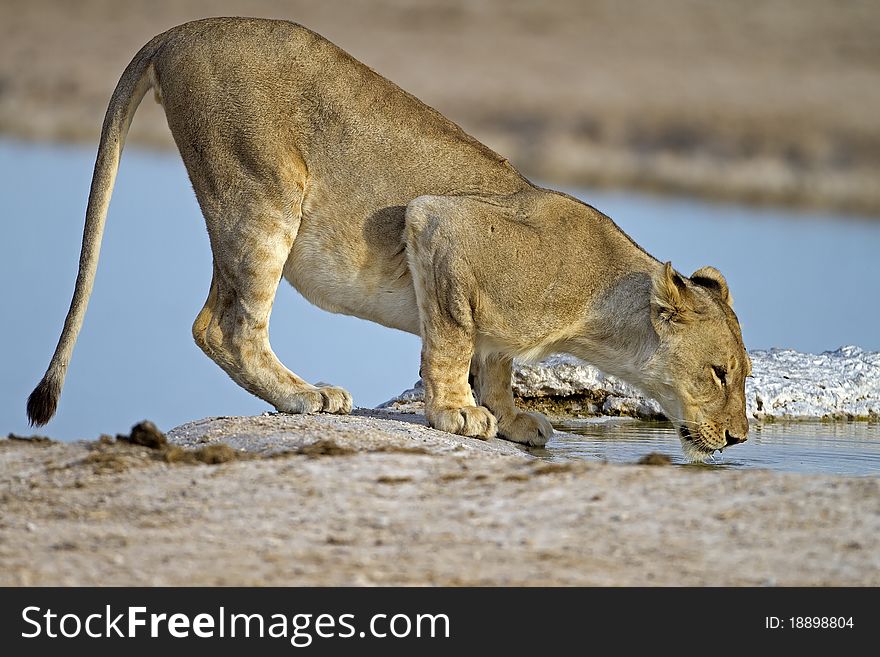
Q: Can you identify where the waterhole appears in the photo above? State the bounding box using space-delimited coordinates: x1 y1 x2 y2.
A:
544 419 880 476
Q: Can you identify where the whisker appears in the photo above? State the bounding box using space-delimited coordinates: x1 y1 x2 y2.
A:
665 416 700 429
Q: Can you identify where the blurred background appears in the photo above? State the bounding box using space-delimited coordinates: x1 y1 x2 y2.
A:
2 0 879 440
3 0 880 211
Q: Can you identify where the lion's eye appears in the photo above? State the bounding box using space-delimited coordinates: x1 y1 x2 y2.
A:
712 365 727 385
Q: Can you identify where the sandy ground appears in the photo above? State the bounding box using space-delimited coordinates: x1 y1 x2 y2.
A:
1 0 879 213
2 411 877 586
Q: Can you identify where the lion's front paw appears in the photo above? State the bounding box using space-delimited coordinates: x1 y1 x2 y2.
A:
276 385 352 415
427 405 498 439
498 411 553 447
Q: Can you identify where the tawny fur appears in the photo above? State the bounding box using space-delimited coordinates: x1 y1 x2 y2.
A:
27 18 750 455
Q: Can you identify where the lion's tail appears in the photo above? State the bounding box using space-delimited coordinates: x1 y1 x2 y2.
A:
27 35 165 426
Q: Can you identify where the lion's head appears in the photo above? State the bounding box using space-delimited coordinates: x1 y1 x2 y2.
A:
646 262 751 462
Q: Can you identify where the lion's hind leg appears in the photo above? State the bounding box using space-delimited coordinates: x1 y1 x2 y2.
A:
193 206 352 416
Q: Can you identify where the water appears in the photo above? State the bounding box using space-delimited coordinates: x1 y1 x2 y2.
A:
546 419 880 476
1 139 879 455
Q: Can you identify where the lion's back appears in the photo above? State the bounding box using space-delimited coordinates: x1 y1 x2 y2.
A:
152 17 524 199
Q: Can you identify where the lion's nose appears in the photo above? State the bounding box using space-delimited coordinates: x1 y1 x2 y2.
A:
725 430 747 446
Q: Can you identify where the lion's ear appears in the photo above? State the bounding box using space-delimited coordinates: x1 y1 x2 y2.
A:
651 262 694 327
690 266 733 308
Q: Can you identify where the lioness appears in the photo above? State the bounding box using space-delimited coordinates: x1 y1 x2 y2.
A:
27 18 750 460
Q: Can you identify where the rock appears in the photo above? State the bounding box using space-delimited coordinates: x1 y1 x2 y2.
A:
118 420 167 449
748 346 880 420
637 452 673 466
381 347 880 421
167 409 534 458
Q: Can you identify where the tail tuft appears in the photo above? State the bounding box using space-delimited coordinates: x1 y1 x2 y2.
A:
24 34 160 428
26 375 61 426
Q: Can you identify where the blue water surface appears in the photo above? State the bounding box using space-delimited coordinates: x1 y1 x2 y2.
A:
1 139 878 440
